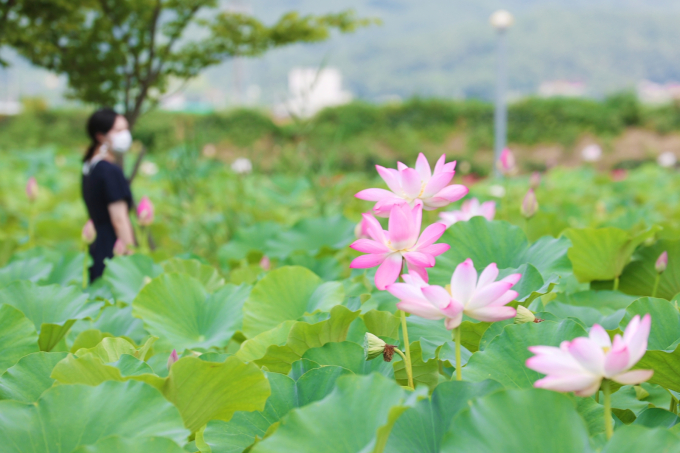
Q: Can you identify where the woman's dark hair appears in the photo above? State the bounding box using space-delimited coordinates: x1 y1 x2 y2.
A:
84 107 118 162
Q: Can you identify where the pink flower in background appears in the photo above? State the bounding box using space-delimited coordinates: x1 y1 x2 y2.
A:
529 171 541 189
526 315 653 397
611 169 628 181
260 255 271 271
167 349 179 370
113 238 127 256
349 203 450 290
497 148 517 175
439 198 496 228
520 189 539 219
81 219 96 244
387 258 521 329
137 196 154 226
355 153 468 216
655 251 668 274
26 176 38 202
354 215 372 239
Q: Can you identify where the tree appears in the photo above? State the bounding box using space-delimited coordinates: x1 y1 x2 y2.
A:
6 0 373 128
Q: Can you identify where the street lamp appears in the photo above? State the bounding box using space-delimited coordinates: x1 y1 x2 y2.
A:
490 9 513 178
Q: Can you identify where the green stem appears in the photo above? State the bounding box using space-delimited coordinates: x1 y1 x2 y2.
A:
82 244 89 289
595 391 599 404
603 380 613 440
652 274 661 298
454 326 462 381
613 277 619 291
28 203 35 248
671 396 678 414
399 310 414 390
393 347 413 389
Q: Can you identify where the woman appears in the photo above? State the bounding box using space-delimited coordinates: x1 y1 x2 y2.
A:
82 108 136 281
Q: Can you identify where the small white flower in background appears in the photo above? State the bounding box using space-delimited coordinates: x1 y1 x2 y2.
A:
657 151 677 168
202 144 217 158
231 157 252 175
581 144 602 162
140 161 159 176
489 184 506 198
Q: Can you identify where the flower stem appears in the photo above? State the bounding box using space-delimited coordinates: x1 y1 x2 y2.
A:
670 395 678 414
603 380 613 440
393 347 414 389
28 203 35 248
652 274 661 298
399 310 414 390
82 244 89 289
613 276 619 291
454 326 462 381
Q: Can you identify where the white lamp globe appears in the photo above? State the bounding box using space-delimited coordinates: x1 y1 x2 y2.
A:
490 10 514 30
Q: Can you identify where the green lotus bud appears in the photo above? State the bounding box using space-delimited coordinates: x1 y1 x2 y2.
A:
520 189 538 219
364 333 387 361
514 305 544 324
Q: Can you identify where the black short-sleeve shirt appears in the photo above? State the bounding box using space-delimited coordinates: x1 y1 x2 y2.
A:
82 160 133 281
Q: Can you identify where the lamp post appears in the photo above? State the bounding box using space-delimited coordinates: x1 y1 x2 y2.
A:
490 10 514 178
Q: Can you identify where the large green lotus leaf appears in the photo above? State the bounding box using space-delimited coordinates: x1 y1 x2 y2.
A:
543 290 635 329
617 240 680 300
248 305 361 374
133 273 249 351
103 254 163 304
44 251 89 287
636 344 680 392
441 388 592 453
250 373 417 453
0 305 40 373
0 256 53 286
217 222 280 265
203 367 350 453
161 257 225 292
621 297 680 350
237 321 296 363
72 436 184 453
50 353 164 390
602 425 680 453
242 266 344 338
75 336 156 362
70 329 115 353
385 380 503 452
92 305 148 343
162 356 270 433
0 281 101 351
564 226 659 283
302 341 394 378
0 352 67 403
393 341 439 389
264 215 355 259
362 309 400 339
524 211 570 242
463 319 588 388
633 408 680 428
0 380 188 452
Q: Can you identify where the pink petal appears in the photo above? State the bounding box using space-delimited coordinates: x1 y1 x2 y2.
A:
374 254 403 290
415 153 432 181
376 166 402 194
533 374 601 396
388 204 418 250
355 188 395 202
465 306 516 323
397 161 408 171
604 343 631 377
500 273 522 286
406 264 429 283
611 369 654 385
476 263 499 288
373 198 406 217
588 324 611 349
411 202 423 233
361 213 386 244
567 338 605 375
442 161 456 173
350 239 390 254
396 299 443 320
486 290 518 307
445 312 464 330
526 348 586 375
450 258 477 304
623 314 650 365
432 184 469 203
350 254 386 269
480 201 496 220
440 298 465 318
438 211 458 228
433 154 446 174
403 251 435 268
418 243 450 257
422 172 454 197
421 285 453 310
399 168 423 199
414 222 447 249
402 272 428 287
386 282 427 302
466 281 514 310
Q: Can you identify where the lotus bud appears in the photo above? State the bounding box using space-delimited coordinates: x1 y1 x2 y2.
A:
529 171 541 189
113 239 127 256
26 176 38 202
167 349 179 370
655 251 668 274
520 189 538 219
514 306 536 324
137 196 154 226
496 147 517 176
260 255 271 271
364 333 387 361
81 219 96 244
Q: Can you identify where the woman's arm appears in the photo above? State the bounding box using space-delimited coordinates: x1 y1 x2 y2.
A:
108 201 135 254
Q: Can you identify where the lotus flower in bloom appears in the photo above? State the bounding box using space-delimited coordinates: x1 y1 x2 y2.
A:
439 198 495 228
355 153 468 216
81 219 96 244
386 259 521 329
349 203 449 290
137 196 154 226
526 315 653 397
26 176 38 202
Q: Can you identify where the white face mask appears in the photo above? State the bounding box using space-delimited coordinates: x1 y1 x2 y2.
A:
110 130 132 153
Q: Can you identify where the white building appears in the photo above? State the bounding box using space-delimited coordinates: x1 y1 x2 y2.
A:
538 80 586 98
275 67 352 119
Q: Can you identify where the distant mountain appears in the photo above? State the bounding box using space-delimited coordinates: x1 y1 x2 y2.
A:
2 0 680 106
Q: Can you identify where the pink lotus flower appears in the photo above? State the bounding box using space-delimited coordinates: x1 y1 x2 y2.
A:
349 203 450 290
497 148 517 175
26 176 38 202
386 258 521 329
137 196 154 226
113 238 127 256
355 153 468 216
439 198 495 228
655 251 668 274
526 315 653 397
81 219 96 244
167 349 179 370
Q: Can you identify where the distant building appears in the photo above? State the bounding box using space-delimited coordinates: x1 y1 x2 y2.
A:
0 100 22 115
274 67 352 119
637 80 680 104
538 80 586 98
